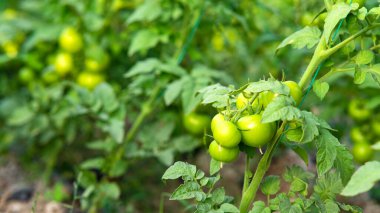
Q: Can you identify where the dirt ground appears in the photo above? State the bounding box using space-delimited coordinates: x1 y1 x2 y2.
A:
1 151 379 213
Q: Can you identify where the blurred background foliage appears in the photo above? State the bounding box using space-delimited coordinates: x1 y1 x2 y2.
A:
0 0 379 212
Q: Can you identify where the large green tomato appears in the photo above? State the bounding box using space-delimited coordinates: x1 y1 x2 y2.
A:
212 120 241 148
208 140 239 163
350 127 367 144
237 114 276 148
54 52 73 76
211 113 225 132
183 112 211 136
348 99 371 121
283 81 303 105
352 143 374 164
59 27 83 53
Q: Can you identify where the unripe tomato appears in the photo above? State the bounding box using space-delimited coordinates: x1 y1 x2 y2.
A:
208 140 239 163
2 9 18 20
352 143 374 164
237 114 276 147
2 41 18 58
85 46 109 72
77 72 104 90
59 27 83 53
283 81 303 105
183 112 211 136
212 120 241 148
54 52 73 76
211 32 224 51
260 91 277 108
347 0 366 7
85 57 108 73
350 127 367 144
371 119 380 136
300 13 315 26
42 71 59 84
18 67 34 83
211 113 225 132
236 93 260 110
348 99 371 121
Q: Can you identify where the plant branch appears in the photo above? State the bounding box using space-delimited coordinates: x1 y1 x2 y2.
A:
324 23 380 57
239 122 286 213
242 155 251 194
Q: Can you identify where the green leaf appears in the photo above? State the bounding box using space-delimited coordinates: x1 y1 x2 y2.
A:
182 76 203 114
324 200 340 213
315 130 338 176
368 7 380 18
324 3 354 42
156 149 175 166
200 84 233 109
127 0 162 24
250 201 271 213
291 146 309 166
220 203 240 213
102 119 124 143
300 111 321 144
170 181 205 201
262 96 302 123
164 79 184 105
210 158 221 175
341 161 380 196
125 58 161 77
313 80 329 100
354 50 374 65
128 29 168 56
357 7 368 20
283 166 314 183
277 26 321 51
333 144 355 185
314 172 343 201
7 106 35 126
261 175 280 195
80 158 105 169
353 66 366 84
98 182 120 199
162 161 197 180
289 178 308 195
372 142 380 150
245 79 290 95
211 187 225 205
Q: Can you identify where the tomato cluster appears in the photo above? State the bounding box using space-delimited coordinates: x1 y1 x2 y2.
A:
1 12 109 90
208 81 303 163
348 98 378 164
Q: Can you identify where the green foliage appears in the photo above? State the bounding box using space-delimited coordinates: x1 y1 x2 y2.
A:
162 161 239 213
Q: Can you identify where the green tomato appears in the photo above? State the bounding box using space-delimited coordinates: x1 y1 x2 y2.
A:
18 67 34 83
208 140 239 163
237 114 276 148
283 81 303 105
59 27 83 53
212 120 241 148
352 143 374 164
211 113 225 132
348 99 371 121
183 112 211 136
54 52 73 76
77 72 104 90
350 127 367 144
371 118 380 136
236 93 260 109
260 91 277 108
42 71 59 84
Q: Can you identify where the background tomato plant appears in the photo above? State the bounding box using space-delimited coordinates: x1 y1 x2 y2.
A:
1 0 380 212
